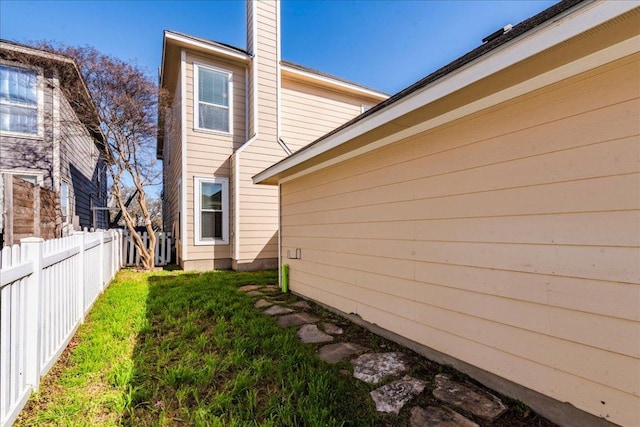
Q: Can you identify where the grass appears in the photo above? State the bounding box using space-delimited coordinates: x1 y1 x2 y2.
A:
16 269 376 427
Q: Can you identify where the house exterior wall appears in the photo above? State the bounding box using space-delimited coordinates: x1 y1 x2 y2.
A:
58 88 108 230
279 54 640 427
162 74 183 261
182 51 247 270
0 56 106 236
0 61 55 190
234 0 286 270
281 77 383 152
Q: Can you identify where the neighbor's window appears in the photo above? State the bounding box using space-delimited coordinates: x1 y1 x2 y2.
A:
195 64 231 133
194 176 228 245
61 180 70 222
15 174 38 185
0 64 38 135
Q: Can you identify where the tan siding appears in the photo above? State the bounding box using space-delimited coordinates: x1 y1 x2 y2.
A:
281 78 384 152
235 0 282 265
280 56 640 426
163 77 182 234
183 52 246 265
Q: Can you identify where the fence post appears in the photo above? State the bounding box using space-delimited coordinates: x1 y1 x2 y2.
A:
74 231 85 322
98 231 105 291
22 237 43 391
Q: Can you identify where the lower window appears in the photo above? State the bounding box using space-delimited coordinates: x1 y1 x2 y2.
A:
194 176 228 245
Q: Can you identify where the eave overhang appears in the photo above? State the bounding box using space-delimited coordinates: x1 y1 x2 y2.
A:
253 0 639 186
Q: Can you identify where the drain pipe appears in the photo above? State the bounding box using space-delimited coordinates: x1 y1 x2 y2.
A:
281 264 289 293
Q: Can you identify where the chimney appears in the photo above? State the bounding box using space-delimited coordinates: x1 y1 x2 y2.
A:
246 0 280 141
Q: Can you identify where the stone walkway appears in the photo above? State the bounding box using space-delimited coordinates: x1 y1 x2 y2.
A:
238 284 525 426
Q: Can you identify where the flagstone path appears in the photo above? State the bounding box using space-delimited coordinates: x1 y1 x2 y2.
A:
238 284 534 426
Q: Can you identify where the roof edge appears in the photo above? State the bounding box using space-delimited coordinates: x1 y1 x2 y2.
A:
281 60 388 99
254 0 636 185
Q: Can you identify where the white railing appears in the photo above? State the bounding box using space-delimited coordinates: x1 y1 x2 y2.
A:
123 231 172 267
0 229 123 427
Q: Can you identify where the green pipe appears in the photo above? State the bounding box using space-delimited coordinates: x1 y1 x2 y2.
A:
281 264 289 293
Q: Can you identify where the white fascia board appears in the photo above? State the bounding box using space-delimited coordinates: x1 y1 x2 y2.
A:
281 64 388 99
254 0 636 185
276 35 640 185
165 32 251 62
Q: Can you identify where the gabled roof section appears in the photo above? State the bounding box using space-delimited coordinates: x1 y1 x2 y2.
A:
157 30 253 159
0 39 107 151
254 0 639 185
281 60 388 99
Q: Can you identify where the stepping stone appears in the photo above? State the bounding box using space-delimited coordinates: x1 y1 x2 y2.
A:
318 342 369 364
433 374 507 421
277 312 319 327
261 286 279 293
351 352 409 384
370 376 427 414
254 299 273 308
410 406 479 427
297 324 334 343
263 305 294 316
322 322 343 335
238 285 262 292
246 290 264 297
289 300 311 309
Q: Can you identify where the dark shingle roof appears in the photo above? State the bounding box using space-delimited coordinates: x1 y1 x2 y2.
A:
283 0 583 156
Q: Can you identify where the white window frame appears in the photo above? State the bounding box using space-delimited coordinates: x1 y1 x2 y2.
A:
60 180 70 223
0 61 44 138
194 176 229 246
0 169 43 186
193 63 233 135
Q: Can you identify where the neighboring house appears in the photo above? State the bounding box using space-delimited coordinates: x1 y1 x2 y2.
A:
255 1 640 427
0 40 108 246
157 0 387 271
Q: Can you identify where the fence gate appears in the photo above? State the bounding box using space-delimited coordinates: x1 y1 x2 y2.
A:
122 231 172 267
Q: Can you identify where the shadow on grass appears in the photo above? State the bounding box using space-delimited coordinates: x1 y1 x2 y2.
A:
122 270 375 426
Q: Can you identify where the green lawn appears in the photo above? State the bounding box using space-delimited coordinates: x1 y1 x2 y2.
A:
17 269 376 427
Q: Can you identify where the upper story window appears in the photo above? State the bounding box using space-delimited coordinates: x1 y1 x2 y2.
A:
0 64 39 135
194 64 232 134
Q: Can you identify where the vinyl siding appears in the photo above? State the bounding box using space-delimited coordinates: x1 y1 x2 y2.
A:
0 65 106 230
235 0 283 265
58 91 107 229
280 54 640 427
281 78 384 152
162 74 183 249
184 51 246 265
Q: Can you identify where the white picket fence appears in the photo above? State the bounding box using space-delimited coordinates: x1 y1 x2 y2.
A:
122 231 172 267
0 229 123 427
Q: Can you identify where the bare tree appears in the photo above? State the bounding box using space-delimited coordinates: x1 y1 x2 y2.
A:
34 43 167 269
110 185 163 232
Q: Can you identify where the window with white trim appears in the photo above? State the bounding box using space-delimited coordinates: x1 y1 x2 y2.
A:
194 177 228 245
194 64 232 133
0 64 39 135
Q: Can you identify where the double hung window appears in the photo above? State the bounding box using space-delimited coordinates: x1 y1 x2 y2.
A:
194 177 228 245
195 64 232 133
0 64 39 135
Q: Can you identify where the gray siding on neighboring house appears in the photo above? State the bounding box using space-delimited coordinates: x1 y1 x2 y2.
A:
58 90 107 229
0 47 108 233
0 67 55 190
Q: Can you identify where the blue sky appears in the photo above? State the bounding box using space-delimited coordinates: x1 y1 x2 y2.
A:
1 0 557 94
